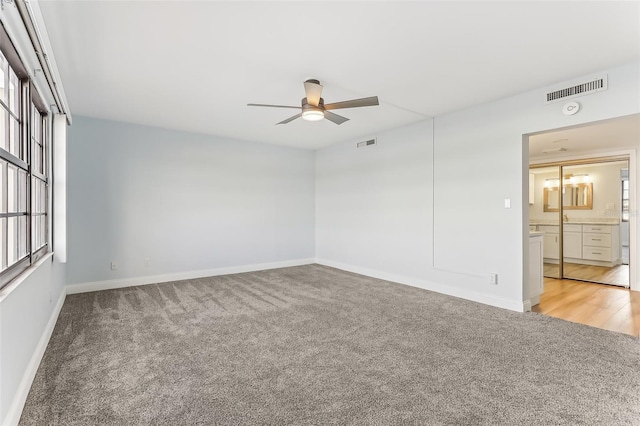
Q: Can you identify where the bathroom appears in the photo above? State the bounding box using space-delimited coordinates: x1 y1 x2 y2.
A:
529 160 629 286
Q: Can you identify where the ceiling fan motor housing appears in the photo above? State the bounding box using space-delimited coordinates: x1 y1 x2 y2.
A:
302 97 324 113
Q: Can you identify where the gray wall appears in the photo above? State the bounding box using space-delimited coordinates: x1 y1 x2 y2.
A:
67 117 315 285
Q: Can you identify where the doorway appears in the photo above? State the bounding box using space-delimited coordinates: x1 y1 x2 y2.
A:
526 114 639 335
530 159 630 287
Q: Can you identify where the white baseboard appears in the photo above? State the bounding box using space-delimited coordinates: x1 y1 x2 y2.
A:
4 287 67 426
315 258 525 312
66 258 316 294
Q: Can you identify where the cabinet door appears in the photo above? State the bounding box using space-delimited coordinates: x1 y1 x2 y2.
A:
563 232 582 259
528 236 544 304
543 233 559 260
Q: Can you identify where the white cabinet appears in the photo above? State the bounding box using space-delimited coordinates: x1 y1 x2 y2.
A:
527 233 544 310
563 224 582 259
532 223 620 266
582 224 620 265
539 225 559 261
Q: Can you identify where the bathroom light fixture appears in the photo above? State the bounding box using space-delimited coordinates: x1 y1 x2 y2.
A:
567 174 590 184
545 174 590 188
301 109 324 122
545 178 560 188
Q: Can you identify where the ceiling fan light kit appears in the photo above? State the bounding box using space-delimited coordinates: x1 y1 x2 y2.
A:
302 109 324 121
248 79 379 125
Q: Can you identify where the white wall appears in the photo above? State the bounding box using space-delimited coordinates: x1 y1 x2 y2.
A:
316 121 433 282
66 117 316 287
0 260 66 425
316 62 640 310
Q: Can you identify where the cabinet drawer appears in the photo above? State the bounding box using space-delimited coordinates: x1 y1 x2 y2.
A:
582 225 612 234
583 247 612 261
564 224 582 232
538 225 559 233
583 233 612 247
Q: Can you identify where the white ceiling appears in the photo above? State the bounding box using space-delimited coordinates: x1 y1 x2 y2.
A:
37 1 640 149
529 113 640 160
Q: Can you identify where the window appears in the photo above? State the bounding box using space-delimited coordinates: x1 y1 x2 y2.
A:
32 104 48 252
622 169 629 222
0 36 50 289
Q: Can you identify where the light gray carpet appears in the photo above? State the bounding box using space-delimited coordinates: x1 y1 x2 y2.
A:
20 264 640 425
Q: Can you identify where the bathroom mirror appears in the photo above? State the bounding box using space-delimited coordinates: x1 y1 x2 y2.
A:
544 182 593 212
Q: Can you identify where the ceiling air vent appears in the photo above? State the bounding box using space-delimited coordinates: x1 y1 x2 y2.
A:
544 74 607 104
357 139 377 148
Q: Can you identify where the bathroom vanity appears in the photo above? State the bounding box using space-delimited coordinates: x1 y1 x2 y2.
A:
529 222 621 267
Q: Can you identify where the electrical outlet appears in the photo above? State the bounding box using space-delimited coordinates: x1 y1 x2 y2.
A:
489 273 498 285
110 261 118 270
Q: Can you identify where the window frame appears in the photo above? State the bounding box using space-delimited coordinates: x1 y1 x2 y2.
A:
0 23 51 290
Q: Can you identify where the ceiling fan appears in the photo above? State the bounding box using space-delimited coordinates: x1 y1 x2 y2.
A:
247 79 379 125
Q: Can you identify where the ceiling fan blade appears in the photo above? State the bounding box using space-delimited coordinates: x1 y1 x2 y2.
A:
276 113 302 125
304 80 323 106
324 111 349 125
324 96 379 111
247 103 301 109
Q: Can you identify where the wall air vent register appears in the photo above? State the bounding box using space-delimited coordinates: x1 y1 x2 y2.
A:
544 74 608 104
357 139 377 148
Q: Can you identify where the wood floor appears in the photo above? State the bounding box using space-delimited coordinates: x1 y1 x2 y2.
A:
544 262 629 287
533 278 640 336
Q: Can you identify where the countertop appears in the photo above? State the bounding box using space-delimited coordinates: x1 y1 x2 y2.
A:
530 219 620 226
529 231 544 237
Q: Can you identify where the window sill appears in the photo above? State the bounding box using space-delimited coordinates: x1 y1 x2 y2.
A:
0 251 54 303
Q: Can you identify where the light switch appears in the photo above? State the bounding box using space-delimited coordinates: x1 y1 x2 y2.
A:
504 198 511 209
